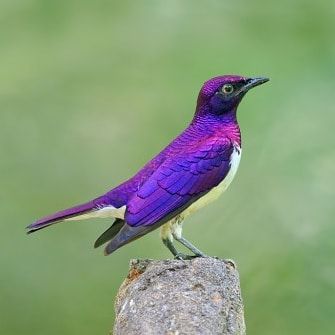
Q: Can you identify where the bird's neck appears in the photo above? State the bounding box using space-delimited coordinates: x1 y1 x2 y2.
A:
190 108 241 146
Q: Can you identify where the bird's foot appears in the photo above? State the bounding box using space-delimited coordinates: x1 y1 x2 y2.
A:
174 253 203 260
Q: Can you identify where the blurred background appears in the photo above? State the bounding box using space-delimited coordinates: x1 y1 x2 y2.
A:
1 0 334 334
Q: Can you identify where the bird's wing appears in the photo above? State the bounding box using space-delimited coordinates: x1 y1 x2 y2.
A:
104 137 236 254
126 137 235 227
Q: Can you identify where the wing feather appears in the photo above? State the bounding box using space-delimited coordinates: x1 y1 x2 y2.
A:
126 137 235 227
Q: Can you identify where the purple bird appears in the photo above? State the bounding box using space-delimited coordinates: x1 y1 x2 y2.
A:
27 75 269 259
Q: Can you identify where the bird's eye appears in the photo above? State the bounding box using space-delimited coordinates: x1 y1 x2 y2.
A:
221 84 234 94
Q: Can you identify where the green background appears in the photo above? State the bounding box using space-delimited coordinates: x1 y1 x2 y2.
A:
1 1 334 334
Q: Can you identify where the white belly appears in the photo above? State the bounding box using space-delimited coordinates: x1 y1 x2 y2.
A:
180 145 241 218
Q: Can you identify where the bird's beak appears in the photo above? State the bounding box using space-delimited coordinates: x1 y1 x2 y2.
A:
241 77 269 93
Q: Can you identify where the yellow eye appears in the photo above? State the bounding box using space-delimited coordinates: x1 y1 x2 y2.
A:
221 84 234 94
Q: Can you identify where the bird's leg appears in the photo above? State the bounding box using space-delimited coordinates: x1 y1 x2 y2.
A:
171 218 207 258
173 235 206 257
161 221 195 260
161 222 181 257
162 237 179 257
161 233 191 260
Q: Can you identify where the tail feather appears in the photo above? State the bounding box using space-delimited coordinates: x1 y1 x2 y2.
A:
27 200 97 234
94 219 125 248
103 224 156 255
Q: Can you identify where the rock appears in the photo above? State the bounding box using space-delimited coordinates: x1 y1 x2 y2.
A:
113 257 246 335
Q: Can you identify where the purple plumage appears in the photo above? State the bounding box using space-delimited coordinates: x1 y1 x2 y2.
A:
27 75 269 257
27 200 96 232
126 134 235 227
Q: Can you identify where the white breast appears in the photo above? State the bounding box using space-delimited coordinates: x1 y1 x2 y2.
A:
180 145 241 218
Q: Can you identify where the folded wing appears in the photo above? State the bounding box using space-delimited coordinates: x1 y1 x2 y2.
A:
104 137 234 254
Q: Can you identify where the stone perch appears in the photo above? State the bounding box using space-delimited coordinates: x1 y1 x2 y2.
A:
113 257 246 335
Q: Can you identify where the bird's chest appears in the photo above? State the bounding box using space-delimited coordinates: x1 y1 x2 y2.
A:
179 145 242 219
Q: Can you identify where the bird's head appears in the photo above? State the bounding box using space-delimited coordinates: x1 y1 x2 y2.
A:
195 75 269 118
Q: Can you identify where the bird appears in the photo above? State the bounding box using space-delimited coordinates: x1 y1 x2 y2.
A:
27 75 269 259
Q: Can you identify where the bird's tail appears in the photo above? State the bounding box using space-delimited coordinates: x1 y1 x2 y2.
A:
26 200 98 234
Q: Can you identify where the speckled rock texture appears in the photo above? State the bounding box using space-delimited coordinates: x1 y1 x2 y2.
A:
113 258 246 335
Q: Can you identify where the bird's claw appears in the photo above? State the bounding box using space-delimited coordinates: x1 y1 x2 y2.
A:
174 253 201 260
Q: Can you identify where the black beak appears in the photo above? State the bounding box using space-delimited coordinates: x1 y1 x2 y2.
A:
241 77 269 93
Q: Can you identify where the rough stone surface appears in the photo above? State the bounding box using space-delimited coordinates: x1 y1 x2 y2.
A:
113 257 246 335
